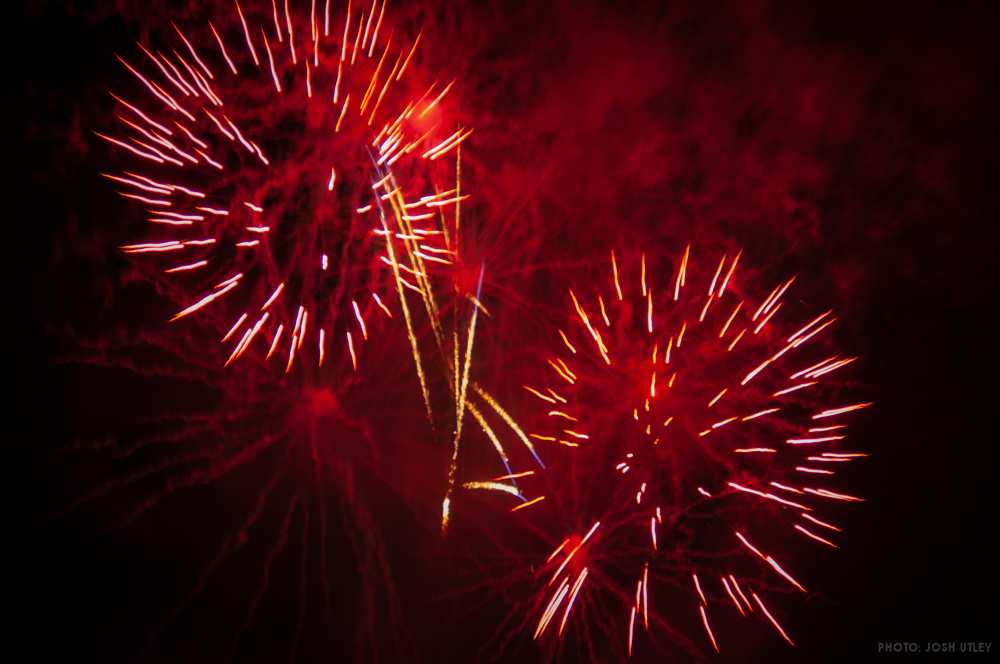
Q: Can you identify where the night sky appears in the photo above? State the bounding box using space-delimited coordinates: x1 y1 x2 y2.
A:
9 0 998 662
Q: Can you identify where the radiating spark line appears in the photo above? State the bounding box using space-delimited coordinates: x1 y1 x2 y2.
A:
762 556 806 592
546 538 570 564
753 301 782 334
730 576 752 613
396 31 420 81
812 402 874 419
693 573 707 605
284 0 297 63
801 512 842 532
351 300 368 339
222 313 248 342
525 385 557 403
699 605 720 653
728 482 810 510
511 495 545 512
611 250 624 300
719 250 740 295
473 384 545 469
418 79 455 120
795 524 838 547
788 310 833 344
751 592 795 646
742 407 780 421
787 435 846 445
535 578 571 639
493 470 535 482
461 481 524 500
627 605 637 656
773 382 816 397
171 280 240 321
261 29 281 92
346 331 357 370
558 567 588 636
802 487 865 502
377 194 432 420
721 576 745 616
708 388 728 407
165 259 208 273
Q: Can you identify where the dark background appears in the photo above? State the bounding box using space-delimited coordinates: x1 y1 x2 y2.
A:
8 0 998 662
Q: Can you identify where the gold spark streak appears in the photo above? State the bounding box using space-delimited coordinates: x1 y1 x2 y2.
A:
443 266 485 533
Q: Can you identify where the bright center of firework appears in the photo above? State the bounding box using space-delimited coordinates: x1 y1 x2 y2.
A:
304 386 340 417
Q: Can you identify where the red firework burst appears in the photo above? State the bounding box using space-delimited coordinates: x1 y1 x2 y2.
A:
493 245 871 659
92 0 550 558
48 304 433 659
98 0 470 375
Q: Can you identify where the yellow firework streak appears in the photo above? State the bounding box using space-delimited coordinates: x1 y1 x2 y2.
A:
374 170 433 424
375 150 542 534
461 481 523 499
442 265 484 533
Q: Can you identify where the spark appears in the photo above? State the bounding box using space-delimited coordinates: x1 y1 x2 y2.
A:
752 592 795 646
813 402 874 419
795 524 838 548
699 605 720 653
461 481 524 500
511 496 545 512
558 568 589 636
721 576 745 616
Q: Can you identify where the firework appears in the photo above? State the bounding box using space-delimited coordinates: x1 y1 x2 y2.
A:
46 303 434 659
99 0 472 375
74 0 553 653
95 0 546 560
506 246 870 658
